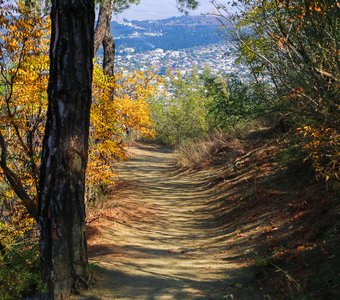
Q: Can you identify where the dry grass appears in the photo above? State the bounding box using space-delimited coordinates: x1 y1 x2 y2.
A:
175 131 244 169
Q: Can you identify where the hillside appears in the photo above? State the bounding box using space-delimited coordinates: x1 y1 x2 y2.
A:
110 15 229 53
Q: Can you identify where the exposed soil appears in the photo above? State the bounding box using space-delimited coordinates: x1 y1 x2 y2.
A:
76 135 339 300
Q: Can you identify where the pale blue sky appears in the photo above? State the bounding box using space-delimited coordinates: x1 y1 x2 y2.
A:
116 0 223 21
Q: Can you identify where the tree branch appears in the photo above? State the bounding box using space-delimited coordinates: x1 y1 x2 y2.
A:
0 130 38 221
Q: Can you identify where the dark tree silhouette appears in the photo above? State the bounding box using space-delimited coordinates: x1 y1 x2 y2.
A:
94 0 140 75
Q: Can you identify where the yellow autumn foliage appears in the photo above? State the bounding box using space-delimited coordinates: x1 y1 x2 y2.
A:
0 2 159 228
87 67 158 202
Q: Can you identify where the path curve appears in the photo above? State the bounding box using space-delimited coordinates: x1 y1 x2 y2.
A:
80 143 239 300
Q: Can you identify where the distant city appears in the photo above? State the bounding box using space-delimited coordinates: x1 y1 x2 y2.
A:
109 16 250 78
116 43 249 77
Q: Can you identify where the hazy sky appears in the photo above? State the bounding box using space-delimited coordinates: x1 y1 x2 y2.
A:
116 0 221 21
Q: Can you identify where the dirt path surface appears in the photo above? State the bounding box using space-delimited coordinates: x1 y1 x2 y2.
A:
79 143 247 300
76 137 340 300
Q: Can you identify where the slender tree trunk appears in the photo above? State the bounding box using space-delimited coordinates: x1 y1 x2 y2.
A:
94 0 113 53
94 0 116 75
39 0 95 299
103 28 115 76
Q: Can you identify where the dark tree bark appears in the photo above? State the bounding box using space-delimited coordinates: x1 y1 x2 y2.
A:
38 0 95 299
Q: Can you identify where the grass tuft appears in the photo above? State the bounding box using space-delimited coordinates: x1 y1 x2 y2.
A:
175 131 244 169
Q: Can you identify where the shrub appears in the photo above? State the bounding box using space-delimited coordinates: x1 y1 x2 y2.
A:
0 204 42 299
296 126 339 181
202 72 270 131
150 69 209 145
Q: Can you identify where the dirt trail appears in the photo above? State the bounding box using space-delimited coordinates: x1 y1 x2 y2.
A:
79 143 248 300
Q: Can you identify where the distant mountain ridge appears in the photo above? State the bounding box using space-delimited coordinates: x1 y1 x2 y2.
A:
127 15 222 27
110 15 231 54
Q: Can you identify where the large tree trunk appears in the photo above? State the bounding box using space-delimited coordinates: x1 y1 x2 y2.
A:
39 0 95 299
94 0 115 75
